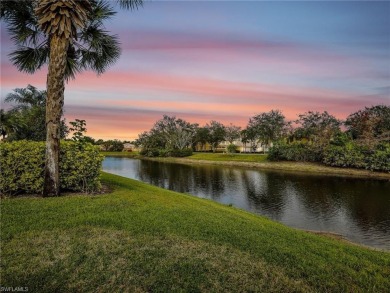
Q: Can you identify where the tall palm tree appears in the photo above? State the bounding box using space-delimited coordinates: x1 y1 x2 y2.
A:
1 0 143 196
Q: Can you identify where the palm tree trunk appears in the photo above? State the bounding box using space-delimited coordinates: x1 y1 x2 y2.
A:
43 34 69 197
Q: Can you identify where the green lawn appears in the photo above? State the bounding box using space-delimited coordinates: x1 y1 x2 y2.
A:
1 173 389 292
189 152 268 162
101 151 140 158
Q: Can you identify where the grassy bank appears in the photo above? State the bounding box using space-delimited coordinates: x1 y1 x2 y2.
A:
1 173 389 292
101 151 141 158
103 152 390 180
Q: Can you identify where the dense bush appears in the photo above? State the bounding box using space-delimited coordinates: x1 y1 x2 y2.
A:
140 148 193 157
227 144 238 153
323 143 390 172
269 140 390 172
322 143 366 168
366 147 390 172
0 140 104 196
268 142 319 162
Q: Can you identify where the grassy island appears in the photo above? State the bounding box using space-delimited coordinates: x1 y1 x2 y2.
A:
1 173 389 292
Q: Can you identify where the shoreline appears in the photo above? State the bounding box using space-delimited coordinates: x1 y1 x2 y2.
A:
104 152 390 180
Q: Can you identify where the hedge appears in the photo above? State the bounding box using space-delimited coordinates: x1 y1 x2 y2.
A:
323 143 390 172
0 140 104 196
268 141 390 172
140 148 193 157
268 142 320 162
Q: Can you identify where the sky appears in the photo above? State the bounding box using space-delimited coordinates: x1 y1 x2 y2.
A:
1 1 390 140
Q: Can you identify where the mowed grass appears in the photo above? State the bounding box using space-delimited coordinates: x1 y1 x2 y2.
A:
189 152 268 162
1 172 389 292
101 151 140 158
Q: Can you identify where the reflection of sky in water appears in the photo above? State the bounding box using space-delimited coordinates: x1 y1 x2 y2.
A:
103 157 390 250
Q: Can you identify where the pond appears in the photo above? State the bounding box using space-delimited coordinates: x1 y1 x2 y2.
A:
103 157 390 250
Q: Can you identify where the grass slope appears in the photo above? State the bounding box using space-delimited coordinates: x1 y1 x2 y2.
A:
2 173 389 292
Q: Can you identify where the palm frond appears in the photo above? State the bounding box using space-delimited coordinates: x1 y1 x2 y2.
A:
78 26 121 74
89 0 117 25
5 85 46 108
64 45 82 80
1 0 44 47
116 0 143 10
9 45 49 74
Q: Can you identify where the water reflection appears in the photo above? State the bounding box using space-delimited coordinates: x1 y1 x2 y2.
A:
103 157 390 250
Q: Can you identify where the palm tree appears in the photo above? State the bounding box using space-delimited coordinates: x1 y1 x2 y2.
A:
5 84 46 109
1 0 143 196
3 85 69 141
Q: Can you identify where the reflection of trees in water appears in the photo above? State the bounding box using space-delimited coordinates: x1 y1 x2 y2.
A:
192 165 226 199
338 180 390 234
277 173 390 235
138 161 227 197
240 170 286 219
282 175 341 219
138 160 166 187
136 159 390 239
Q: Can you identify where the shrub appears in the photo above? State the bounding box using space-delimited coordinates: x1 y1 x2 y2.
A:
322 142 390 172
140 148 160 157
140 147 192 157
59 141 104 193
227 144 238 153
268 142 319 162
322 143 365 168
366 149 390 172
0 140 104 196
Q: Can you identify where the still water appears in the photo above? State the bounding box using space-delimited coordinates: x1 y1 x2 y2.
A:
103 157 390 250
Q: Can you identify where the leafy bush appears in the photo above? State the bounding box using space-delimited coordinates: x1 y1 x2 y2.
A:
59 142 104 192
268 142 319 162
366 148 390 172
322 143 366 168
140 147 192 157
323 142 390 172
140 148 160 157
227 144 238 153
0 140 104 196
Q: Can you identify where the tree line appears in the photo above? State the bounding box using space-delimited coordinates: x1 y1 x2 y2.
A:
135 106 390 156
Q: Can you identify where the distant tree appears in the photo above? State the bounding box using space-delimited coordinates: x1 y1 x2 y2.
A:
205 121 226 152
82 136 96 144
193 126 210 151
2 85 68 141
225 123 241 144
248 110 288 152
294 111 341 144
100 139 124 151
108 139 124 152
152 115 196 150
134 131 164 150
95 139 105 145
345 105 390 145
243 126 259 153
